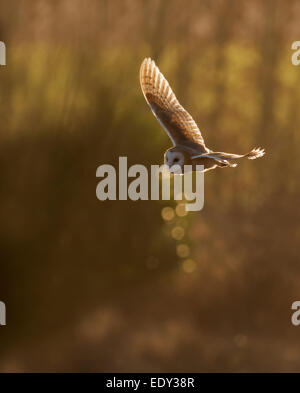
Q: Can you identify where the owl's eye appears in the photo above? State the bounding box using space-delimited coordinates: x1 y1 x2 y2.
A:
173 157 179 163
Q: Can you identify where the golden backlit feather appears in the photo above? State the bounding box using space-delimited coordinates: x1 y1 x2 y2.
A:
140 58 207 152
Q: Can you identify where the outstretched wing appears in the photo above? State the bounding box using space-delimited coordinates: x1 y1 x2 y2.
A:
140 58 207 152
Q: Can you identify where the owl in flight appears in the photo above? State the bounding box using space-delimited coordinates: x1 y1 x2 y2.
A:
140 58 265 173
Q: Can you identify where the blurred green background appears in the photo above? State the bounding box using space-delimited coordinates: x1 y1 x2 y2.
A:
0 0 300 372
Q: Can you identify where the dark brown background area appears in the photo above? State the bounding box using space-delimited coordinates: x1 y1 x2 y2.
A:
0 0 299 372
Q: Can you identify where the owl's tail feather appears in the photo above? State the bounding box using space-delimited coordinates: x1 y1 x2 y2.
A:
193 148 265 169
210 147 265 161
244 147 265 160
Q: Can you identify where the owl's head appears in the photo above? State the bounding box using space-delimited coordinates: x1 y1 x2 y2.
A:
164 150 185 173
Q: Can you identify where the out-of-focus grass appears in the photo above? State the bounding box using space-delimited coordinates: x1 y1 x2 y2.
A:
0 41 300 371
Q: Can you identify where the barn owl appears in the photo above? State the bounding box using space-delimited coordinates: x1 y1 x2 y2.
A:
140 58 265 173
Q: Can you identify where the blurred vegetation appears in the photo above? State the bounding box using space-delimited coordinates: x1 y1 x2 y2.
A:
0 0 300 372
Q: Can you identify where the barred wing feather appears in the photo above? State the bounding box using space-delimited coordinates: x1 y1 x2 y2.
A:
140 58 207 153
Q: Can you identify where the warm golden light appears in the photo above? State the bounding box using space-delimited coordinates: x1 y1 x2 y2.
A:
171 226 185 240
161 207 175 221
0 0 295 373
175 203 187 217
182 259 196 273
176 243 190 258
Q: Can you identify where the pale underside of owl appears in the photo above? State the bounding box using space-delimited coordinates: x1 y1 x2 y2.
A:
140 58 265 173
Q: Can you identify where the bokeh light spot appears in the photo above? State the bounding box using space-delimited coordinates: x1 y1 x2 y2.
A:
161 207 175 221
171 226 185 240
176 203 187 217
176 243 190 258
182 259 196 273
